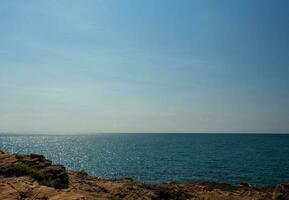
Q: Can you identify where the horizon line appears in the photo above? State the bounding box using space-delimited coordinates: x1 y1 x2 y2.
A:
1 132 289 136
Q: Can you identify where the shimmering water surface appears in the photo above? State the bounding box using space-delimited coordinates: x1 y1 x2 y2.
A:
1 134 289 186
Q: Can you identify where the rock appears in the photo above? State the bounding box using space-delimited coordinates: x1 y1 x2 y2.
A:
239 182 250 187
153 188 189 200
274 183 289 200
30 153 45 161
15 154 25 159
40 165 69 189
0 150 286 200
0 151 69 189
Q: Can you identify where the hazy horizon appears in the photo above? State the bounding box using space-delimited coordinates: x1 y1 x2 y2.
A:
1 132 289 135
1 0 289 134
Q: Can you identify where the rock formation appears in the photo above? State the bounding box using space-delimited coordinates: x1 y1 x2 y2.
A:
0 150 289 200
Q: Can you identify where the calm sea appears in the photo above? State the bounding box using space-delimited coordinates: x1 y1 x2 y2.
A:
1 134 289 186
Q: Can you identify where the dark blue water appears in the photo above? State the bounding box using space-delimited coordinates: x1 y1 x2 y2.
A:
1 134 289 186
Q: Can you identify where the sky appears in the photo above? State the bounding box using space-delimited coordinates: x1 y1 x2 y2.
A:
0 0 289 134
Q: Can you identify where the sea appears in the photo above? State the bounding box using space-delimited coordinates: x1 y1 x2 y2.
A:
1 133 289 187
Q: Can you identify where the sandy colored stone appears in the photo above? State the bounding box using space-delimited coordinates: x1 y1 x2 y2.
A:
0 150 287 199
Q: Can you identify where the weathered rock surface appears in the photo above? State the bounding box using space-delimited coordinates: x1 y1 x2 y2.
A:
274 183 289 200
0 150 288 200
0 150 68 189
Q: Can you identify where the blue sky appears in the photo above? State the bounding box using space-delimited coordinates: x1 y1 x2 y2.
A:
0 0 289 133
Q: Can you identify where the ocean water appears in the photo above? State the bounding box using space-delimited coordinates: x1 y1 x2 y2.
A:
1 134 289 186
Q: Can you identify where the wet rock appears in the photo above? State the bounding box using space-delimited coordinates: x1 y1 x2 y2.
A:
239 182 250 187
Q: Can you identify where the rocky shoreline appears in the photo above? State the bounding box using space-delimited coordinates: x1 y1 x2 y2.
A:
0 150 288 200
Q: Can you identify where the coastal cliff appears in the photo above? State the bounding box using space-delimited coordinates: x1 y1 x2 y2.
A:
0 150 288 200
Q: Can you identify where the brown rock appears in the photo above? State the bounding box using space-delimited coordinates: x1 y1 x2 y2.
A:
274 183 289 200
30 153 45 160
0 150 287 200
0 151 69 189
